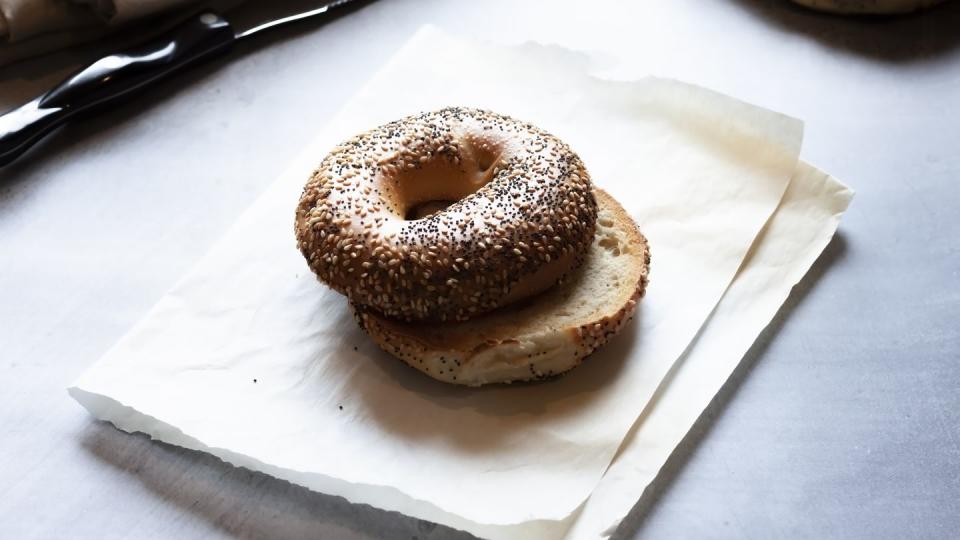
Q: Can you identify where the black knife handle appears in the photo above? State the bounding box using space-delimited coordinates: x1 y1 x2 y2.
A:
0 11 236 167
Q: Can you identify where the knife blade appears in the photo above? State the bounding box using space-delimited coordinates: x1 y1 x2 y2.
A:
0 0 368 168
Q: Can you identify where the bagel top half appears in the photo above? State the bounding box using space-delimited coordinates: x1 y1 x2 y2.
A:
295 107 597 322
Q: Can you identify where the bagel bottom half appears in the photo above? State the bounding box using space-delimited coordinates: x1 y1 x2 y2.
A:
353 189 650 386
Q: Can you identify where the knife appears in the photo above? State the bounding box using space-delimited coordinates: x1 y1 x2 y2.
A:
0 0 366 167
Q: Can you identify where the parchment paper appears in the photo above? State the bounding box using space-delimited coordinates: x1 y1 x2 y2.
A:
70 26 820 537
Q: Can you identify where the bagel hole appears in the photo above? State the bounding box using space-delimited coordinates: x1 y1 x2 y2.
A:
389 139 504 221
405 200 456 220
476 147 506 178
477 153 495 172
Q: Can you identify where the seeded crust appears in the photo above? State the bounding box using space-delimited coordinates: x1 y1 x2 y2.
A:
353 189 650 386
295 107 597 322
789 0 944 13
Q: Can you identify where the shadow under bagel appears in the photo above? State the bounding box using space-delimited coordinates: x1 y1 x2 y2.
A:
298 206 643 449
337 301 641 453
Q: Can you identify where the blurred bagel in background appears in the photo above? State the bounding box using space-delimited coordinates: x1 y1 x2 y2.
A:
789 0 947 14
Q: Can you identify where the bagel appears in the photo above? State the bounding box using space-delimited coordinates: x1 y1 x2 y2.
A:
788 0 945 13
295 107 597 322
353 189 650 386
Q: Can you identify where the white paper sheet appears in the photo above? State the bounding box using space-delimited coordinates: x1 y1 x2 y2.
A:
70 26 814 537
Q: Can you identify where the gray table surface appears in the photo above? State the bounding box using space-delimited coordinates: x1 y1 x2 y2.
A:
2 1 958 538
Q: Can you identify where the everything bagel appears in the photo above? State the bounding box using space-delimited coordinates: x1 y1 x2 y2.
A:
295 107 597 322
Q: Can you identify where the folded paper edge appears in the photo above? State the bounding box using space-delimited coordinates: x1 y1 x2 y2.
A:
576 163 854 539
